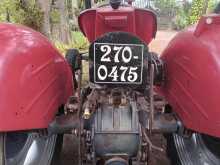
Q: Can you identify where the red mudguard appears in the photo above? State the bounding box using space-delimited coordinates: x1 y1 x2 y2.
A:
0 24 73 132
161 15 220 138
79 6 157 44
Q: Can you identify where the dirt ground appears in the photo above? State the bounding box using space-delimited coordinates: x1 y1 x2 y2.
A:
59 30 178 165
149 30 177 54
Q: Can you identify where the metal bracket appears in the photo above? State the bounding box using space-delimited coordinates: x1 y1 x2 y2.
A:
149 64 155 134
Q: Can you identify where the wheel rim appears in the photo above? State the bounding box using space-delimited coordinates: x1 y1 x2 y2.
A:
173 133 220 165
4 132 57 165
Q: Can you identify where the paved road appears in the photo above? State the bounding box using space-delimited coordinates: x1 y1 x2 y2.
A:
59 30 178 165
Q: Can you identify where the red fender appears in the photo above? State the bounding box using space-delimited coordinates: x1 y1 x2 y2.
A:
0 24 73 132
161 15 220 138
78 6 157 44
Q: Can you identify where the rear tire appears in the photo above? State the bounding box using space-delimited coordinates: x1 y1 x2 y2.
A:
167 133 220 165
0 133 5 165
0 132 63 165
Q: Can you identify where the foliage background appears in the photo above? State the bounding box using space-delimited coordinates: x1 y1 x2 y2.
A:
0 0 43 31
173 0 219 29
0 0 219 53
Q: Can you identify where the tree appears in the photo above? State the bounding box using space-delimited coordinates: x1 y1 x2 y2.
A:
154 0 178 17
0 0 73 44
209 0 219 13
0 0 44 32
72 0 78 29
202 0 209 14
36 0 52 38
56 0 71 44
188 0 209 25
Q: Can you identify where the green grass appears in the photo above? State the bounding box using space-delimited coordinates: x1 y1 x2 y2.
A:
54 31 90 85
82 61 89 86
54 31 89 55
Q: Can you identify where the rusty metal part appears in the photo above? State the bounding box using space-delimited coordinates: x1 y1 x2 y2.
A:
65 96 79 113
108 88 128 106
139 110 180 134
79 88 99 164
149 64 155 134
83 89 99 119
48 114 80 135
77 70 82 117
81 88 141 164
140 126 163 165
141 127 163 152
86 89 99 107
151 114 180 133
83 108 91 119
93 100 140 157
110 90 122 106
147 113 178 133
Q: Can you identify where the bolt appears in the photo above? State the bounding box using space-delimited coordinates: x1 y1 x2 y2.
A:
206 17 213 25
72 129 78 136
83 108 91 119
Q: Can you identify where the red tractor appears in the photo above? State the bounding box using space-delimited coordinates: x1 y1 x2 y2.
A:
1 0 220 165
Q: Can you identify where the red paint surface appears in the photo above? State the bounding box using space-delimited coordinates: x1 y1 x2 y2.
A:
78 6 157 44
161 15 220 138
0 24 73 132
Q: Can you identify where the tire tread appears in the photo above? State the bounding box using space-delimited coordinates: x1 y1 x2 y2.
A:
165 134 181 165
0 134 5 165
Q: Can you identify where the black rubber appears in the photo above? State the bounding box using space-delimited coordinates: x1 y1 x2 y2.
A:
65 49 80 71
0 134 5 165
165 134 181 165
166 133 220 165
65 49 80 89
202 134 220 158
0 132 63 165
51 134 64 165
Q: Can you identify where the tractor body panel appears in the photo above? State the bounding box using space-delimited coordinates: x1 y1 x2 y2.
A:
79 6 157 44
161 15 220 137
0 24 73 132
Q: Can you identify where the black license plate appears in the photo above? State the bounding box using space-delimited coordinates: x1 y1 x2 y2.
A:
94 43 144 84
